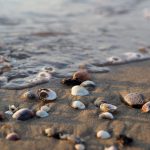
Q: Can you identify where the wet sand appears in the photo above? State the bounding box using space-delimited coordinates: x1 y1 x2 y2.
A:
0 60 150 150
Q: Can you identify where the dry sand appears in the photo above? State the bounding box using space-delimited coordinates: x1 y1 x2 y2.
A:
0 60 150 150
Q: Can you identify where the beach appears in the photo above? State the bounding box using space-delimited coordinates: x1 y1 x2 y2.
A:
0 60 150 150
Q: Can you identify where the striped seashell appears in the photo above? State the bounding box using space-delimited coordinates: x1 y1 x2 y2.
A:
141 101 150 112
100 103 117 112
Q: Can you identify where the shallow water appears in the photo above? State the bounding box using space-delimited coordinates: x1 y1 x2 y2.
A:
0 0 150 89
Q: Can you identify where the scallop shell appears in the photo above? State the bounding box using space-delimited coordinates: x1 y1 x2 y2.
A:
73 70 91 81
100 103 117 112
40 105 50 112
80 80 96 89
97 130 111 139
12 108 34 121
94 97 107 107
71 86 89 96
141 101 150 112
104 145 118 150
36 110 49 118
99 112 114 120
38 88 57 101
123 93 145 108
75 144 85 150
61 78 82 86
6 132 20 141
71 101 86 110
21 91 37 101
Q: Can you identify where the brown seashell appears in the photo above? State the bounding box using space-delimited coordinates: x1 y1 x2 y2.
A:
72 70 91 81
6 132 20 141
141 101 150 112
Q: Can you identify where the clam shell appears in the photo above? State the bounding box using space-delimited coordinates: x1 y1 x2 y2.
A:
6 132 20 141
71 86 89 96
75 144 85 150
123 93 145 108
21 91 37 101
38 88 57 101
100 103 117 112
71 101 86 110
141 101 150 112
104 145 118 150
94 97 107 107
36 110 49 118
97 130 111 139
40 105 50 112
61 78 82 86
99 112 114 120
73 70 91 81
80 80 96 89
12 108 34 121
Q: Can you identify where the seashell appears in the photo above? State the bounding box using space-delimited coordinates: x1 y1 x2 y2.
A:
73 70 91 81
99 112 114 120
61 78 82 86
142 101 150 112
123 93 145 108
36 110 49 118
71 86 89 96
94 97 107 107
5 110 13 115
75 144 85 150
97 130 111 139
116 134 133 146
21 91 37 101
45 128 56 137
9 105 18 113
37 71 51 80
100 103 117 112
37 88 57 101
12 108 34 121
40 105 50 112
104 145 118 150
71 101 86 110
6 132 20 141
80 80 96 90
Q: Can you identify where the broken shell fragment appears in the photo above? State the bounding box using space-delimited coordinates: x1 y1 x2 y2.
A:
100 103 117 112
116 134 133 146
12 108 34 121
97 130 111 139
38 88 57 101
75 144 85 150
6 132 20 141
71 101 86 110
73 70 91 81
36 110 49 118
71 86 89 96
142 101 150 112
21 91 37 101
123 93 145 108
40 105 50 112
94 97 107 107
99 112 114 120
61 78 82 86
80 80 96 90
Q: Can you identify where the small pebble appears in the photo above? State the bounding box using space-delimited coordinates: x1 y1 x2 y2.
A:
6 132 20 141
61 78 82 86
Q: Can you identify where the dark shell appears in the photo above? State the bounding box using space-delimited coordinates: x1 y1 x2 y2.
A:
116 134 133 146
61 78 82 86
6 132 20 141
12 108 34 121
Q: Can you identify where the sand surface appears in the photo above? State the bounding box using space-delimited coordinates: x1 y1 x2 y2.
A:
0 60 150 150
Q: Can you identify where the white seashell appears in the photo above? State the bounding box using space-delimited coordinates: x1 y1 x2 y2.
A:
71 86 89 96
80 80 96 88
40 105 50 112
123 93 145 107
45 128 55 137
75 144 85 150
36 110 49 118
37 71 51 80
104 145 118 150
97 130 111 139
38 88 57 101
5 110 13 115
71 101 86 110
100 103 117 112
9 105 18 113
99 112 114 120
142 101 150 112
